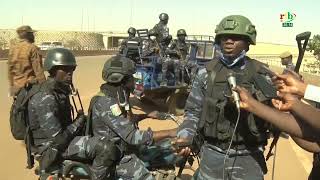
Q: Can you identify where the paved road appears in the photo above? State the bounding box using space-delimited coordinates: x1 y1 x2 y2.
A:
0 56 312 179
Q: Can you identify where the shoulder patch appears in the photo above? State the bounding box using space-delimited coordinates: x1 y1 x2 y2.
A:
110 103 122 116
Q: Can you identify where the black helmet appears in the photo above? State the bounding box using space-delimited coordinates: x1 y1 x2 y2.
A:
127 27 136 35
44 48 76 71
177 29 187 36
102 55 136 83
148 29 158 37
159 13 169 21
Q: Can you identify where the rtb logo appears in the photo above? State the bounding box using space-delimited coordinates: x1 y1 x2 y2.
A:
280 12 296 27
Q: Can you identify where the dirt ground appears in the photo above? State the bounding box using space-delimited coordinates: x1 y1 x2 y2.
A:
0 55 313 179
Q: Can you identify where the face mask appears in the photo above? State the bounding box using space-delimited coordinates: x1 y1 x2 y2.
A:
150 36 156 41
215 44 246 68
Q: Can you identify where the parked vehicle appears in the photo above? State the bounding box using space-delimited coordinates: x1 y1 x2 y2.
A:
39 41 64 50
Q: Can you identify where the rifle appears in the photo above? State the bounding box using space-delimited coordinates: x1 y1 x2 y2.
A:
70 84 84 114
266 31 311 161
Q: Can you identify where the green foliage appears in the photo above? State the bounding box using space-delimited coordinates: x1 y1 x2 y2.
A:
307 35 320 60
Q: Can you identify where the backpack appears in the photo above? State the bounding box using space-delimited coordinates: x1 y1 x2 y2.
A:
9 85 40 140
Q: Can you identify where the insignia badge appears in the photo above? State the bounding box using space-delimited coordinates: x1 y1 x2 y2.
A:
110 104 122 116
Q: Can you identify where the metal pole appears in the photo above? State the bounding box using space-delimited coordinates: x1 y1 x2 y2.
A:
130 0 134 26
272 143 277 180
81 8 84 31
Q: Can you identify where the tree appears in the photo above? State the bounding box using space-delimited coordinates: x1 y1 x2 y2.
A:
307 35 320 60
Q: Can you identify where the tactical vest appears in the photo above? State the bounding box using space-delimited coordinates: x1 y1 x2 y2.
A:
87 86 139 154
174 40 188 60
199 58 272 149
30 79 73 144
86 84 132 138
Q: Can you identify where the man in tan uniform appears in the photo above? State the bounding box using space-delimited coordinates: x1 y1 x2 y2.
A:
279 51 295 72
8 25 46 96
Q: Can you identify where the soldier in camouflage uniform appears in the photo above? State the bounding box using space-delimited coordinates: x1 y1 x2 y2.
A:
153 13 170 52
170 29 188 60
119 27 141 55
142 29 160 57
8 25 46 96
177 15 275 179
161 29 189 86
88 55 189 179
28 48 121 180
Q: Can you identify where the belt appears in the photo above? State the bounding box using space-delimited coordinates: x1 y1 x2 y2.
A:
205 138 247 150
205 139 263 156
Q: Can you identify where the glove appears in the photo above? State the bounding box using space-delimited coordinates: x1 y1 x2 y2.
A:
74 111 86 128
156 112 170 120
67 111 86 135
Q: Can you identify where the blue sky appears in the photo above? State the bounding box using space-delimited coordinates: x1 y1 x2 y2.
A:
0 0 319 45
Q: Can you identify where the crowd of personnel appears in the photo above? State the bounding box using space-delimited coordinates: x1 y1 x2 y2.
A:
119 13 190 86
6 12 320 180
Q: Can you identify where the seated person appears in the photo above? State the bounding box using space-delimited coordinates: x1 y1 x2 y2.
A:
28 48 121 180
141 29 160 57
89 55 190 179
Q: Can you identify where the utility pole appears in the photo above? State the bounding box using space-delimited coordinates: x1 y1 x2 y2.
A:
130 0 133 26
81 8 84 31
87 7 90 32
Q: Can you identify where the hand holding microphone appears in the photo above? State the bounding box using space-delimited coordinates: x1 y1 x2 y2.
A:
227 73 241 110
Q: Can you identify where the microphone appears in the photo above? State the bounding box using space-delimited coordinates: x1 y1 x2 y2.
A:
227 73 240 110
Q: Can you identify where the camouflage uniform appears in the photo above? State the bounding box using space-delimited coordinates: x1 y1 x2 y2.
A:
170 39 188 61
162 39 189 85
161 51 181 86
177 62 267 180
153 23 169 46
142 39 159 57
119 37 142 54
28 78 120 180
90 89 155 180
89 56 180 179
8 39 46 95
177 14 274 180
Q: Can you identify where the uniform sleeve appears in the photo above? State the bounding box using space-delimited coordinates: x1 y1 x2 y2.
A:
7 48 14 86
93 97 153 145
29 93 62 138
119 39 127 53
142 40 152 57
177 68 207 139
30 46 46 83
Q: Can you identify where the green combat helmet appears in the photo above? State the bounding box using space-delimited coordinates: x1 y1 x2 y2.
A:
102 55 136 83
177 29 187 36
215 15 257 45
127 27 136 36
44 48 77 71
159 13 169 21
